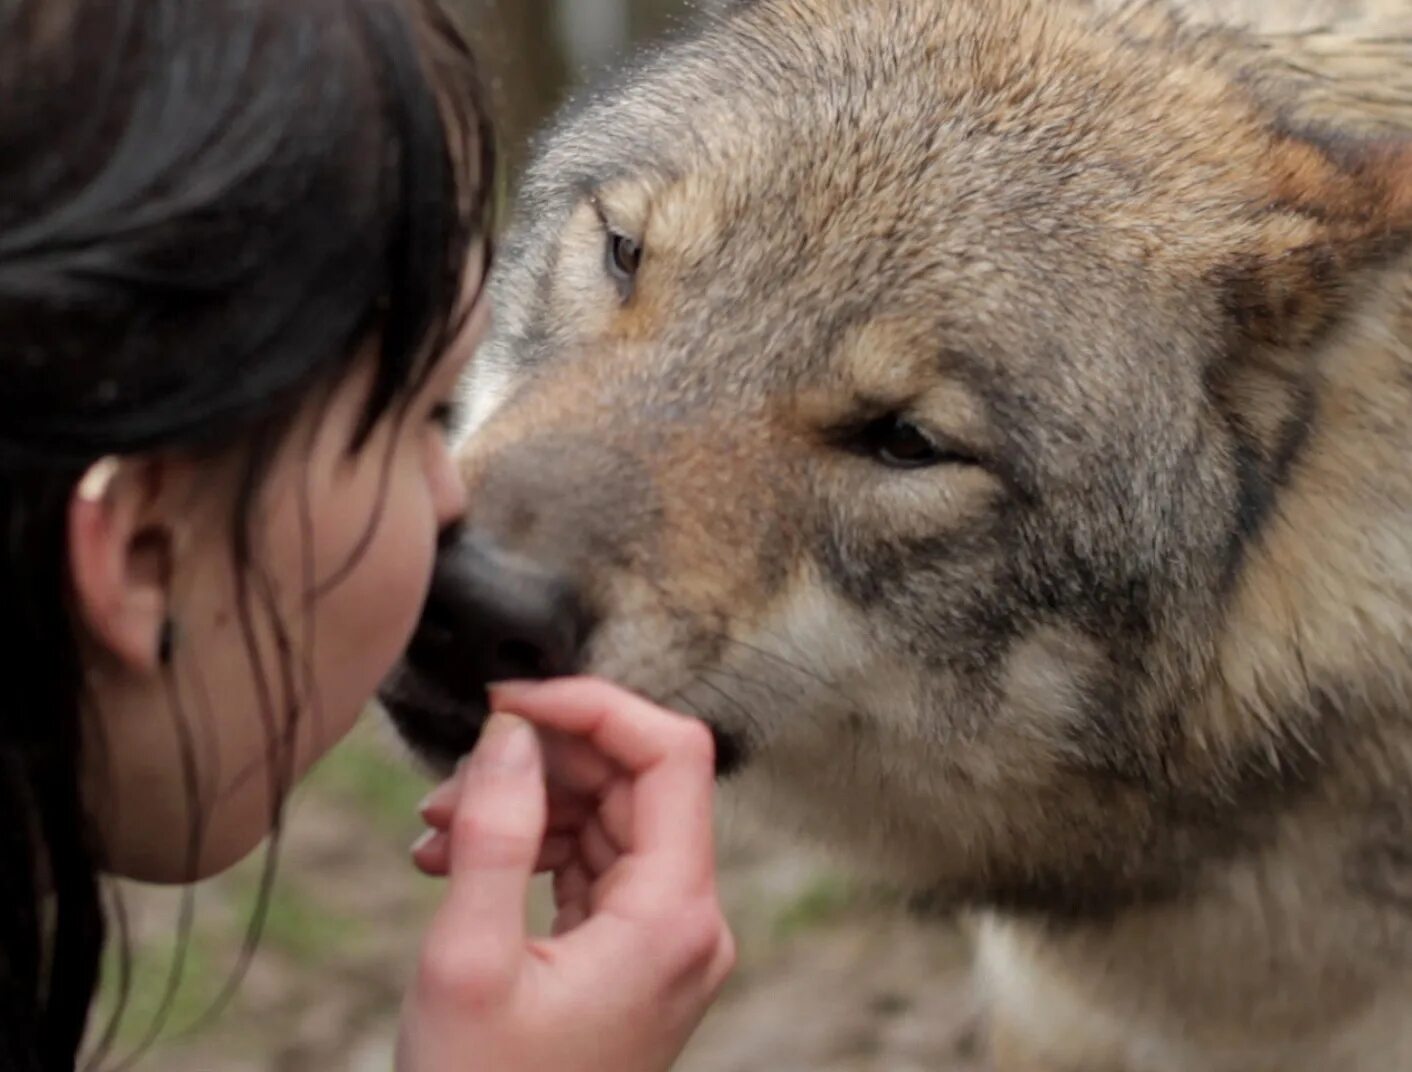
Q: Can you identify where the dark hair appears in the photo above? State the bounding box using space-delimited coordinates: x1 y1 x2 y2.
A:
0 0 496 1067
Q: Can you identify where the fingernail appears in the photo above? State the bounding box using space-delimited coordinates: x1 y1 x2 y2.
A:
474 713 537 770
418 778 458 820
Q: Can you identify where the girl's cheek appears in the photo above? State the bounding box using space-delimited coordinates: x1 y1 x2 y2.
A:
425 433 467 530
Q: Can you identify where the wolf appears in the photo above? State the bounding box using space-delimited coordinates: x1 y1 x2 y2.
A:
381 1 1412 1067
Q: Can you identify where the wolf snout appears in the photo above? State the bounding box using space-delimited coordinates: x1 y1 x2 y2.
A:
411 531 593 690
381 532 594 769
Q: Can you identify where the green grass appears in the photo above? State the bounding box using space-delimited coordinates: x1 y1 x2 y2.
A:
771 874 859 941
93 924 226 1051
225 869 363 966
303 732 431 840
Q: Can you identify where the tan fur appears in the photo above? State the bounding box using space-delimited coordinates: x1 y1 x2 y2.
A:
981 264 1412 1070
387 2 1412 1068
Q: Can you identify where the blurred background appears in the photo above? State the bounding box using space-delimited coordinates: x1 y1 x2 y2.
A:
97 4 982 1069
463 0 691 173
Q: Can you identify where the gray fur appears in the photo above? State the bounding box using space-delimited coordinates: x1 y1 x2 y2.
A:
395 1 1412 1067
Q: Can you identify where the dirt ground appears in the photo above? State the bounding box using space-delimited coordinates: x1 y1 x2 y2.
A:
97 720 986 1071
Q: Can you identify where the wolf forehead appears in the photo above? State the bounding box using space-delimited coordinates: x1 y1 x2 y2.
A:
526 1 1326 257
498 0 1370 414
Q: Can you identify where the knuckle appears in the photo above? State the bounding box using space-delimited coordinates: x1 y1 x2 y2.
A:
565 674 608 696
672 719 717 767
708 927 739 992
416 943 513 1012
665 901 729 974
452 812 537 868
717 926 738 974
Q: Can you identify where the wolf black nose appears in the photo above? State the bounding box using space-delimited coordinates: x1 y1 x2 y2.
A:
409 532 590 693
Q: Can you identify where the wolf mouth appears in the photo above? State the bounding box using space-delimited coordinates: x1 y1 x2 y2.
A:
380 656 752 779
378 664 488 776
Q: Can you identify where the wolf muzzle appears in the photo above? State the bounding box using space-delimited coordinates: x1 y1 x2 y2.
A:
380 530 593 768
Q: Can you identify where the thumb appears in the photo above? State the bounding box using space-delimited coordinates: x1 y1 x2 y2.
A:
421 714 546 995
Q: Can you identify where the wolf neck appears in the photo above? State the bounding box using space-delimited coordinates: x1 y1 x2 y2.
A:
1196 256 1412 783
980 790 1412 1069
982 258 1412 1071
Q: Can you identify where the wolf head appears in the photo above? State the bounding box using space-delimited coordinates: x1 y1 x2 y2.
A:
384 0 1412 917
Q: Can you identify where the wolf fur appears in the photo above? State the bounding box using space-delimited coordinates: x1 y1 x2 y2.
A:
388 1 1412 1067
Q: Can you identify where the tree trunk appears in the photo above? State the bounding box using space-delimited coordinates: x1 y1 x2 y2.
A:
451 0 571 176
629 0 680 40
557 0 632 75
447 0 689 177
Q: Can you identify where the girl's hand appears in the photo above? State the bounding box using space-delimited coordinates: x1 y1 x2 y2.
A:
397 677 735 1072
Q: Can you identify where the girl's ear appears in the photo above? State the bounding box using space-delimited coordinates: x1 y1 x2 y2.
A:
68 456 179 673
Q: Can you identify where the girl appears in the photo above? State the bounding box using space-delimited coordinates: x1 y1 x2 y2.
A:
0 0 733 1068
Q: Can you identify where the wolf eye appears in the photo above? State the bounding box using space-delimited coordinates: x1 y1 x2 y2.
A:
859 416 966 470
607 231 642 288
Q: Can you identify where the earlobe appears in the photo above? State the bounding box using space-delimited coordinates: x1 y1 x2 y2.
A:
68 456 177 674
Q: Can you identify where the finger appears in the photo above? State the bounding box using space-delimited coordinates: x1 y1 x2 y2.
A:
489 678 719 897
547 792 594 833
539 729 618 797
707 926 738 992
421 735 604 831
422 828 577 879
422 714 546 988
489 678 706 775
536 834 575 873
418 768 465 832
579 815 621 878
415 775 558 878
598 779 635 856
412 829 450 877
553 861 592 935
553 901 589 937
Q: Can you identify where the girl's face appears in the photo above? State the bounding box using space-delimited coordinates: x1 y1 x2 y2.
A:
70 258 489 884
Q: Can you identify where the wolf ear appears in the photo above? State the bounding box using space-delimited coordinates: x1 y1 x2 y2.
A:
1215 131 1412 351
